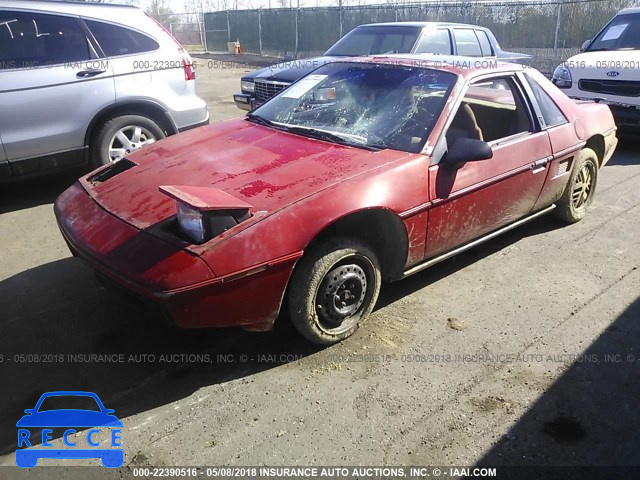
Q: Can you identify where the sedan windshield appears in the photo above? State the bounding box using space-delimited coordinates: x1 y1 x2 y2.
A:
587 13 640 51
325 26 422 56
248 62 456 153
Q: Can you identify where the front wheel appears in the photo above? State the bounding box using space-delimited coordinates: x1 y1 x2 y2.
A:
91 114 166 167
288 237 381 345
555 147 599 223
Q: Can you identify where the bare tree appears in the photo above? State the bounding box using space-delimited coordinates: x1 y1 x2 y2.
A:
147 0 180 29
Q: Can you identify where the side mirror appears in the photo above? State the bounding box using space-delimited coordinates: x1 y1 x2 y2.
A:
580 39 591 52
443 137 493 167
24 409 33 415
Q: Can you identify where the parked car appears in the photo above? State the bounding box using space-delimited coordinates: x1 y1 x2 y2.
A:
56 56 616 345
552 7 640 132
0 0 209 182
233 22 532 111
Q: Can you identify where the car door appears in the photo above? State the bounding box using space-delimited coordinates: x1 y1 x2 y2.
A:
424 74 552 259
0 9 115 176
81 18 174 105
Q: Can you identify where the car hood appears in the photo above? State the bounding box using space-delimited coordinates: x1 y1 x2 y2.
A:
242 56 340 83
16 410 123 428
496 50 533 62
564 50 640 79
82 119 411 232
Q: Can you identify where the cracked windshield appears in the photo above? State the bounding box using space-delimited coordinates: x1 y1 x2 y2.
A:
249 62 456 153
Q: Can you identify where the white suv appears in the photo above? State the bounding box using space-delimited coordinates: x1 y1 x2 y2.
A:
552 7 640 132
0 0 209 181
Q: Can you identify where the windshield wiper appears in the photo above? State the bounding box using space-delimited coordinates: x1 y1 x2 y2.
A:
279 124 383 151
248 116 383 151
246 113 279 128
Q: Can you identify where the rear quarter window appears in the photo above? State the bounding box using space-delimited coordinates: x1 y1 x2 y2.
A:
525 74 568 128
476 30 493 56
453 29 482 57
85 19 158 57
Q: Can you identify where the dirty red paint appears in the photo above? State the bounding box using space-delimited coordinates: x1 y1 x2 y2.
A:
54 57 618 332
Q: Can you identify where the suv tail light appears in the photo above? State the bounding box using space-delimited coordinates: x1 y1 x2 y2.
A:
182 57 196 81
145 12 196 81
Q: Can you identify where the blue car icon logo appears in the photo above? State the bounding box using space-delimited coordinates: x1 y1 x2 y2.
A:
15 391 123 468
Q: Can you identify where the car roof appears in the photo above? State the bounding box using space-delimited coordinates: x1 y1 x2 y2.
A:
2 1 155 34
358 21 486 29
342 54 525 78
1 0 137 13
619 7 640 15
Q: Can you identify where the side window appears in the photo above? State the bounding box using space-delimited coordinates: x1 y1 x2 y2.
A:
453 29 482 57
414 29 451 55
85 20 158 57
446 77 532 145
476 30 493 56
376 33 419 54
525 74 568 128
0 10 91 69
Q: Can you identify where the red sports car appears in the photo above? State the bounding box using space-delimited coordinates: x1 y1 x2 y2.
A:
55 56 618 344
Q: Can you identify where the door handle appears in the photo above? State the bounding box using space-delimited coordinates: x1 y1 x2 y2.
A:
76 69 106 78
531 158 549 173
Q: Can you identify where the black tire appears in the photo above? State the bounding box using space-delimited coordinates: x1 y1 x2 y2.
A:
555 148 599 224
91 114 165 167
288 237 382 345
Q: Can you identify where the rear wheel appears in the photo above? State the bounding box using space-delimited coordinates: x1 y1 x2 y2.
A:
555 148 598 223
288 237 381 345
91 114 165 167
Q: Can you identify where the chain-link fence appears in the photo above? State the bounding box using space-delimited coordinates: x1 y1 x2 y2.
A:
203 0 637 74
153 12 207 52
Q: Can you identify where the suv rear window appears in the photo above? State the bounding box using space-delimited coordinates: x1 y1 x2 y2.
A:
0 11 92 69
85 20 158 57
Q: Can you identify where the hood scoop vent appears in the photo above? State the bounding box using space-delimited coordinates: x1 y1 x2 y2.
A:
88 158 137 185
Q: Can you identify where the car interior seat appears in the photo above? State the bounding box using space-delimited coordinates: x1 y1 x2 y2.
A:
446 103 484 146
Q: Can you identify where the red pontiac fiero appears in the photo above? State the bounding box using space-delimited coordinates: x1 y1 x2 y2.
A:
55 56 618 344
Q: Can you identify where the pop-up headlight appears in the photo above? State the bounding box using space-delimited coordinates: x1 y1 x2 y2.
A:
159 185 252 244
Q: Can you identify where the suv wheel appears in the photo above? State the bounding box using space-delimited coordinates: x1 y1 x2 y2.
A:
92 114 166 167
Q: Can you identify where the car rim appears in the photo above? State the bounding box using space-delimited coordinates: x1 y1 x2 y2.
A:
315 256 371 334
108 125 156 162
571 162 595 209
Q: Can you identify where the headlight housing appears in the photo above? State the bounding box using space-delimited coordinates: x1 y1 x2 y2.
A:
176 202 251 244
241 79 255 93
552 65 572 89
161 185 253 245
176 202 206 244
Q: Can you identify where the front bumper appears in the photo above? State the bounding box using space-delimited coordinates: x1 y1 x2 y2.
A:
233 93 256 111
54 182 298 331
607 104 640 132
